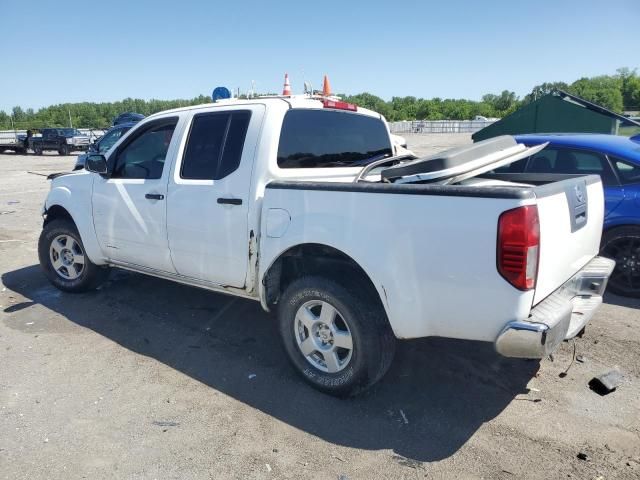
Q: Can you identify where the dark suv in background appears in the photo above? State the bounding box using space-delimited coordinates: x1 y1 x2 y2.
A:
31 128 91 155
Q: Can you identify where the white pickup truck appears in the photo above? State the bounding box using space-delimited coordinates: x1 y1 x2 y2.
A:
39 95 615 396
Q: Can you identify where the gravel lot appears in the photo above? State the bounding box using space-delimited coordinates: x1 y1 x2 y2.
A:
1 140 639 479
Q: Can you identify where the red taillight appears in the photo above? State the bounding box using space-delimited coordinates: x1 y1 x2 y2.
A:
497 205 540 290
322 99 358 111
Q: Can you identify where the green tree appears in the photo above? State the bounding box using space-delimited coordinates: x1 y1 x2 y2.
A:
617 68 640 110
569 75 623 111
482 90 518 113
523 81 570 104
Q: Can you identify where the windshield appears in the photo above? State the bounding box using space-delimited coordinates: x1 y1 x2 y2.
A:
59 128 84 137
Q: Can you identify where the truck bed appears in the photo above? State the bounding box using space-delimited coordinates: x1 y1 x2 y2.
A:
260 174 604 342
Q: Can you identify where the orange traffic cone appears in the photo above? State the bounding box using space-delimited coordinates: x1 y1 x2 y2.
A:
282 73 292 96
322 75 331 96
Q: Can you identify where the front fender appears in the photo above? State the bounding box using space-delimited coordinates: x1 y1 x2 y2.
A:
45 175 105 265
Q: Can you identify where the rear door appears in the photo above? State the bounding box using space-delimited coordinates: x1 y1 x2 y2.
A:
166 105 264 287
44 129 57 149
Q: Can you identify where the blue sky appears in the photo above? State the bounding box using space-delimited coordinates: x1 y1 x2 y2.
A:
1 0 638 113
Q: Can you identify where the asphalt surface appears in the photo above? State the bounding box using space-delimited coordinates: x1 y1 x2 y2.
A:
1 144 639 479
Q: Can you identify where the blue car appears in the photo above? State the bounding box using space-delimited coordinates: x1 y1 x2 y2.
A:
504 133 640 297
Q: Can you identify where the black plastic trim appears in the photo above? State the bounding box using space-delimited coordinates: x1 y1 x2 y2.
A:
265 180 535 199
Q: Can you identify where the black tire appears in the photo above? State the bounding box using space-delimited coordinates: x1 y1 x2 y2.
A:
278 276 396 397
601 226 640 297
59 144 70 156
38 218 110 293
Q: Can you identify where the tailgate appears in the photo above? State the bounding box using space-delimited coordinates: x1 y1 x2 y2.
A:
533 175 604 305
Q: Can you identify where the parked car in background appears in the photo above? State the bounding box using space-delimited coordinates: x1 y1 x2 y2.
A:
0 131 28 154
31 128 91 155
74 122 138 170
113 112 145 126
490 133 640 297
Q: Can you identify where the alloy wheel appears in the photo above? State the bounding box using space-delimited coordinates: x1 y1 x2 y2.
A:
49 234 85 280
293 300 354 373
603 236 640 294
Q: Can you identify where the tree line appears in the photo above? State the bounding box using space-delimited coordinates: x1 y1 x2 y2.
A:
1 68 639 130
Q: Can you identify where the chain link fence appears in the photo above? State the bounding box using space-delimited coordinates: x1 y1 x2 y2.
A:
389 120 496 134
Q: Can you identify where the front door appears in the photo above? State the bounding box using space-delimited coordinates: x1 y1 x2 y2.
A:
92 117 181 272
166 105 264 288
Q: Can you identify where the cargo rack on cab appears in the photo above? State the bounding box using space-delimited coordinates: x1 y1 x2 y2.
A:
211 74 359 112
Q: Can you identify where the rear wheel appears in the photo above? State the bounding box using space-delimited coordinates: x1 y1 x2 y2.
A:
38 219 110 292
278 276 396 397
601 226 640 297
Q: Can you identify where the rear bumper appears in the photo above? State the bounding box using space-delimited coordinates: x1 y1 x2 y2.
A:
495 256 615 358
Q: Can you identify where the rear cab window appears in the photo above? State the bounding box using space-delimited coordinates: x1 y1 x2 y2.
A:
277 109 392 168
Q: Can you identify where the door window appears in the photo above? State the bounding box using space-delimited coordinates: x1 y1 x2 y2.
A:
527 149 558 172
524 147 617 186
180 111 251 180
611 156 640 185
112 120 177 179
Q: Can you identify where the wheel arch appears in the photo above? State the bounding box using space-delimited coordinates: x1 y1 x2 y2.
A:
603 221 640 233
260 242 390 320
43 204 74 226
43 194 105 266
601 222 640 246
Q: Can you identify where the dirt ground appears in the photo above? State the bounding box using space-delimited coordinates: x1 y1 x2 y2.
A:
1 140 639 480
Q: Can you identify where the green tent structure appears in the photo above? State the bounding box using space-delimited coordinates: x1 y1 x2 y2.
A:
472 90 640 142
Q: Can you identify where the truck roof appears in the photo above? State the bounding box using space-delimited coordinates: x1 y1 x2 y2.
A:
146 95 383 120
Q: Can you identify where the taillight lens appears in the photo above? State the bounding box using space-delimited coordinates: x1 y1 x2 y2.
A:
497 205 540 290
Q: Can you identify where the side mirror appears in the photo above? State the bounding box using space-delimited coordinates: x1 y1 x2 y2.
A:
85 154 108 176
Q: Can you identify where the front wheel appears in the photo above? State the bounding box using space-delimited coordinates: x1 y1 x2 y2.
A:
58 144 70 156
38 219 110 293
278 276 396 397
601 226 640 297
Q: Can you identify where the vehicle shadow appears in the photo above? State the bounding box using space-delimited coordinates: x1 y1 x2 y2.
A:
2 265 539 462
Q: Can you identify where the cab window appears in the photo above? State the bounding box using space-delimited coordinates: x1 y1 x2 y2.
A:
277 109 392 168
180 110 251 180
111 119 177 179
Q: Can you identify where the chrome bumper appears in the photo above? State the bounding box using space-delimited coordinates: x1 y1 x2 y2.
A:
495 256 615 358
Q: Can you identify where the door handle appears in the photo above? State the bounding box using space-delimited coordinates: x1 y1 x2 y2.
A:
217 198 242 205
145 193 164 200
